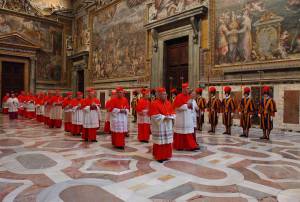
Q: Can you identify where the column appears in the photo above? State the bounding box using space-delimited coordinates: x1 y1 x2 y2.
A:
30 57 36 93
72 68 78 96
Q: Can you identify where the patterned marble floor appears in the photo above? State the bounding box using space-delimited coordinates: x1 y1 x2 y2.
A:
0 114 300 202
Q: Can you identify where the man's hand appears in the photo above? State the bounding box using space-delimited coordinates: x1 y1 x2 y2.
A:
120 109 127 114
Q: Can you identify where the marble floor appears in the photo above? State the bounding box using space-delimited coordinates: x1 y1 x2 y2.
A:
0 114 300 202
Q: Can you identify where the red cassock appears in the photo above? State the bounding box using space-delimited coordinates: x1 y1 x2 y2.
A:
47 96 55 127
2 95 9 114
26 95 36 119
70 98 85 135
149 99 175 161
17 95 25 116
43 96 50 125
23 95 29 118
104 99 112 134
62 98 72 132
81 98 101 141
173 93 198 151
35 97 45 122
49 96 63 128
109 97 129 147
136 98 151 142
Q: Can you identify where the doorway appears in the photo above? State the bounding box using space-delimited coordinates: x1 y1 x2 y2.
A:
77 70 84 93
1 61 25 103
164 36 189 94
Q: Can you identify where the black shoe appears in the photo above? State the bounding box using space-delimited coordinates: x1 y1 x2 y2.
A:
193 147 200 151
223 132 228 134
117 146 125 150
84 139 88 142
157 160 165 163
141 140 149 143
92 140 98 142
260 136 267 140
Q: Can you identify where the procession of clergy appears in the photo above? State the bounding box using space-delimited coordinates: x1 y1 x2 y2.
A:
2 83 276 163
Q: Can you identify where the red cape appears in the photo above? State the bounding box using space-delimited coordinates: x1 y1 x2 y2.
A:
136 98 150 113
173 93 190 109
109 97 129 112
149 99 175 116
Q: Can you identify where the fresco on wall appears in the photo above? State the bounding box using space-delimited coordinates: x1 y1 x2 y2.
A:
91 1 147 80
148 0 207 22
74 15 89 51
0 0 71 16
0 13 64 81
215 0 300 66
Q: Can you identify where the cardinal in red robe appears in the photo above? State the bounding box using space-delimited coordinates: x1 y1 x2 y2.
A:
43 91 52 126
26 93 36 119
62 92 73 132
49 90 63 128
82 89 101 142
35 92 45 122
136 88 151 143
109 87 129 150
173 83 199 151
17 91 26 117
149 87 176 162
104 90 116 134
70 92 84 136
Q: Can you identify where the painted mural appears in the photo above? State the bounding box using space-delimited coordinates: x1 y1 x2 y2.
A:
91 1 146 80
215 0 300 66
148 0 207 22
74 15 89 51
0 0 71 16
0 13 64 81
30 0 71 13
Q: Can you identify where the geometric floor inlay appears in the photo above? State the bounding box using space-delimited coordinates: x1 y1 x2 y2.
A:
0 114 300 201
16 153 57 169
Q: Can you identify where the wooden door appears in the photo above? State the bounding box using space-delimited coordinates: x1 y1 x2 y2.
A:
1 61 24 102
77 70 84 93
100 92 106 109
164 36 189 95
284 90 300 124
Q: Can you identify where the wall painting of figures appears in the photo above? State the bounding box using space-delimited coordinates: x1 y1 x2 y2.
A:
214 0 300 67
90 1 147 81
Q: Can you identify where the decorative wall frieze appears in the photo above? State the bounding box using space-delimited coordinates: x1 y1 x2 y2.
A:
0 0 42 16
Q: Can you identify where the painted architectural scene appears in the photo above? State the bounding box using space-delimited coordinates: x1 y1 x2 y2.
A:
147 0 207 22
215 0 300 65
0 13 64 81
91 1 147 80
